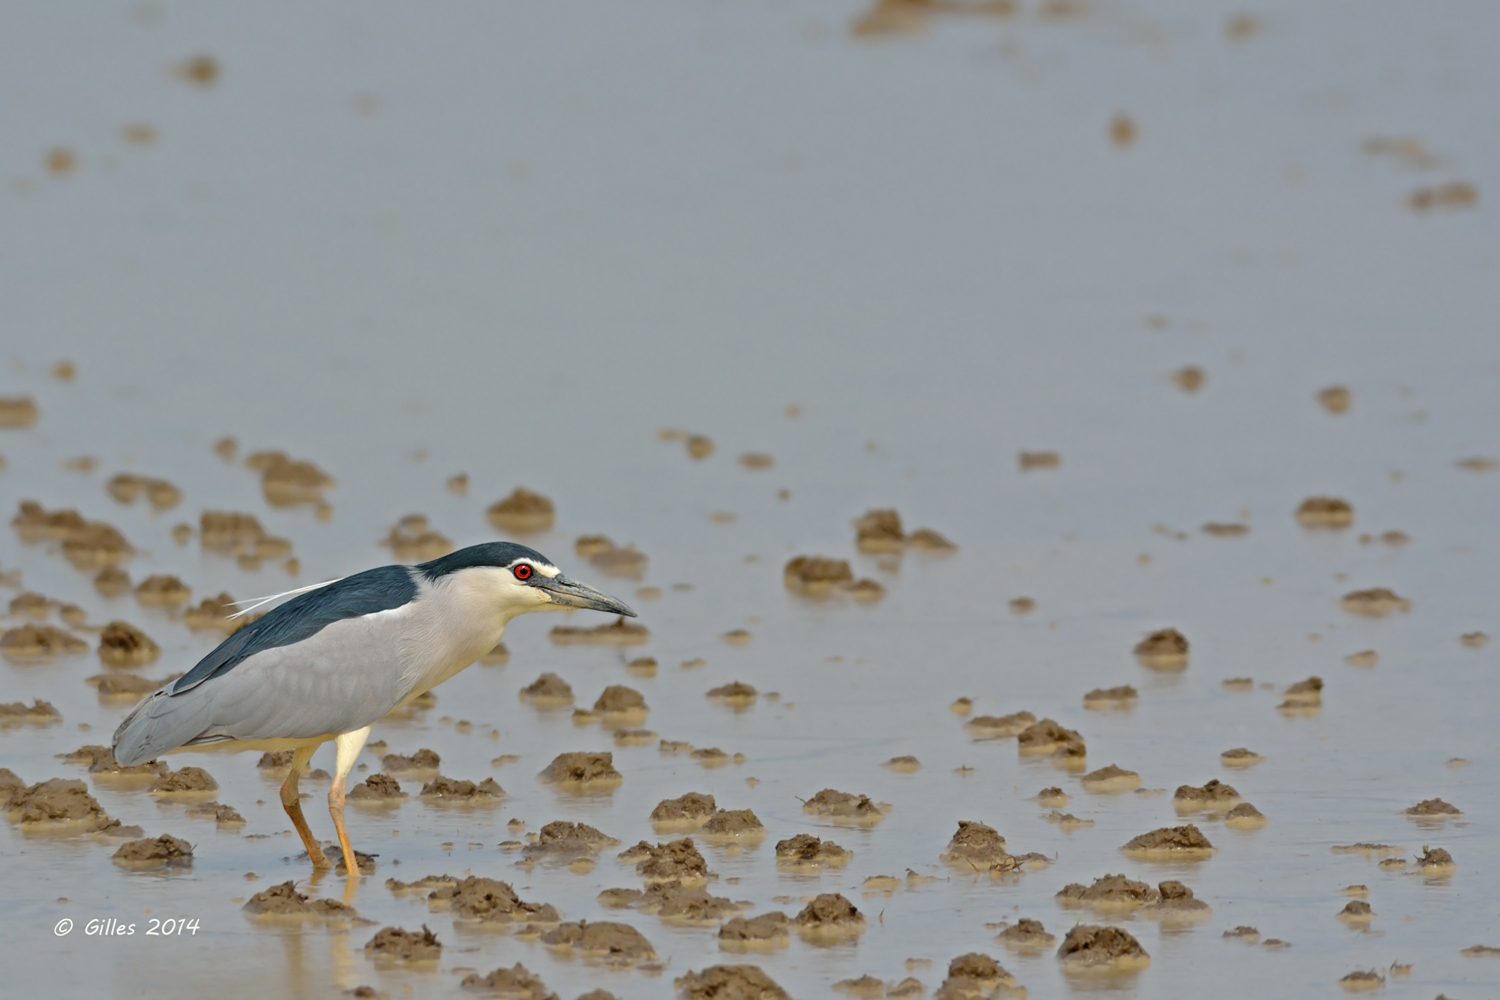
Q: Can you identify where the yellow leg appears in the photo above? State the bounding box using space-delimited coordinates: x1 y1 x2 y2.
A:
281 743 329 870
329 726 372 878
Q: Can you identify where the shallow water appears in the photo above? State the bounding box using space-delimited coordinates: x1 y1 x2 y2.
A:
2 1 1499 997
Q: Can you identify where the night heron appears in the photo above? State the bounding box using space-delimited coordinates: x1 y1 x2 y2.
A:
113 541 634 873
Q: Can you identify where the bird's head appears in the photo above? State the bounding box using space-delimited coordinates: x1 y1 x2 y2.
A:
418 541 636 622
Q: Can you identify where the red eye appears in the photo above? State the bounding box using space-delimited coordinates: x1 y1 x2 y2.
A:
513 564 533 581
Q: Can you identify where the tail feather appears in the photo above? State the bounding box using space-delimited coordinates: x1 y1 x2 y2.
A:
113 685 213 766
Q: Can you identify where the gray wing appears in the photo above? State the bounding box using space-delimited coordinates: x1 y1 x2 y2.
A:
113 607 420 766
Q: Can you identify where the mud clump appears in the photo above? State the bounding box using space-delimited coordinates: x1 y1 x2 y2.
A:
1057 874 1159 909
832 976 887 999
90 671 168 699
248 452 335 507
1221 747 1264 768
380 515 454 562
9 592 54 618
1416 846 1456 872
199 512 272 556
1057 924 1150 969
348 773 408 803
1202 522 1250 537
652 793 717 829
1409 181 1478 211
487 488 555 533
1123 824 1214 856
365 924 441 963
1174 779 1241 808
0 699 63 727
908 527 957 551
719 912 790 949
783 555 853 594
550 617 649 646
1331 843 1402 856
419 776 504 802
243 881 360 920
540 919 656 965
803 788 887 825
1318 386 1351 413
113 834 193 868
1340 588 1412 617
1338 900 1374 924
11 501 82 542
675 965 789 1000
150 766 219 797
965 711 1035 738
0 396 39 428
1016 718 1086 758
775 833 851 868
936 952 1018 997
385 874 460 895
106 474 182 511
429 877 559 924
520 673 575 704
1406 798 1461 818
1170 366 1206 393
1036 787 1068 807
58 744 166 779
884 755 921 772
634 883 738 924
683 434 715 460
1083 685 1137 708
183 593 239 633
522 821 619 863
1082 764 1141 793
6 778 108 830
575 537 649 580
1224 802 1267 828
1298 497 1355 528
256 750 295 774
854 509 905 553
1013 448 1061 472
93 566 132 597
382 748 440 774
1461 632 1490 649
97 621 161 667
2 623 89 660
594 685 647 714
459 963 557 998
794 893 865 933
701 809 765 838
1280 676 1324 710
1143 880 1212 920
940 820 1016 873
707 681 757 705
997 918 1056 950
538 752 622 786
183 801 246 827
622 838 710 884
626 656 658 676
1133 628 1189 669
